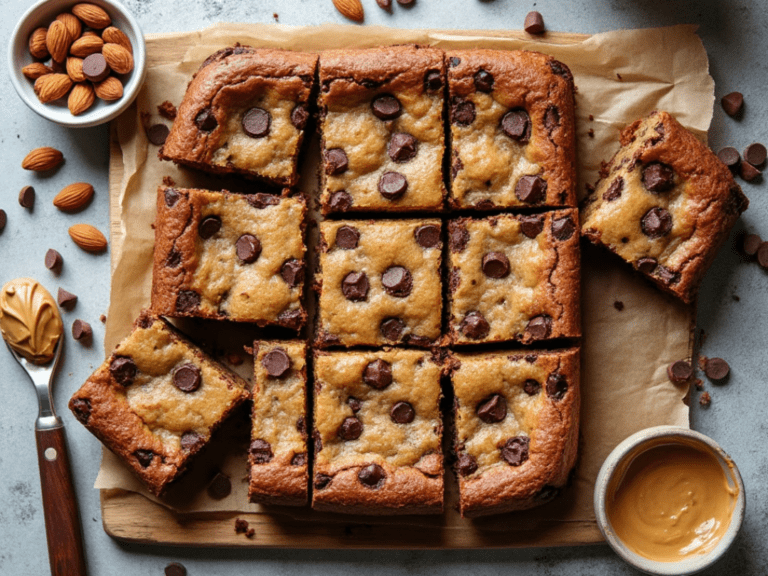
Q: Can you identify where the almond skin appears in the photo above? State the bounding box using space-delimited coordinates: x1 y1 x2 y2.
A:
94 76 123 101
34 74 73 103
102 26 132 53
46 20 72 63
72 3 111 29
69 224 107 252
22 62 53 80
29 27 50 59
68 83 95 115
66 57 86 82
70 35 103 58
22 147 64 171
102 43 133 74
56 13 82 40
54 182 94 211
333 0 364 22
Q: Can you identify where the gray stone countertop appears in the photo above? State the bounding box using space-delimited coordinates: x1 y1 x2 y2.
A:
1 0 766 574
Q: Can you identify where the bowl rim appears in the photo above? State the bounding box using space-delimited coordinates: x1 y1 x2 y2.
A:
594 425 746 576
7 0 146 128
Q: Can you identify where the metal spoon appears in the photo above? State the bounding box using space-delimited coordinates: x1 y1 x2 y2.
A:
6 338 87 576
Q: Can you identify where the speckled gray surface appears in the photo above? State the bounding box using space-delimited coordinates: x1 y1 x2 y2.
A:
1 0 767 574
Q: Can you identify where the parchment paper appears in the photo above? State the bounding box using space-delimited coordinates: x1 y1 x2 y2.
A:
96 23 706 540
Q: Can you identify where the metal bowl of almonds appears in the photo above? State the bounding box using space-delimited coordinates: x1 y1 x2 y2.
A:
8 0 146 128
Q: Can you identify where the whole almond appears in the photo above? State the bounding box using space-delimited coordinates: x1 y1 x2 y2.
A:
34 73 73 103
72 3 111 29
69 224 107 252
29 27 49 59
66 57 86 82
68 83 95 115
22 62 53 80
94 76 123 101
22 147 64 171
102 43 133 74
102 26 132 54
46 20 72 63
70 35 103 58
333 0 364 22
54 182 94 211
56 13 82 40
81 30 99 38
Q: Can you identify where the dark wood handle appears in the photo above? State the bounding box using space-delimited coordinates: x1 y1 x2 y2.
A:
36 426 88 576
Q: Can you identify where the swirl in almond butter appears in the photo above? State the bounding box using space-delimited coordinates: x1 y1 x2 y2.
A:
0 278 62 364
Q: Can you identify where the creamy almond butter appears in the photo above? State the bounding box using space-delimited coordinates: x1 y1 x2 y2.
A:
0 278 63 364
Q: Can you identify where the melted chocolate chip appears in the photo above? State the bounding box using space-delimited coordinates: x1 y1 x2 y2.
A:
642 162 675 193
449 56 461 67
656 265 680 285
290 104 309 129
380 317 406 341
390 401 415 424
451 97 475 126
277 308 303 330
250 439 273 463
70 397 91 424
338 416 363 441
474 70 494 93
297 417 306 435
363 359 393 389
500 109 531 143
134 450 154 468
544 106 560 131
523 379 541 396
262 348 291 378
388 133 418 163
525 315 552 340
247 193 280 209
381 266 413 297
500 436 530 466
280 259 305 287
476 394 507 423
552 216 576 240
461 312 490 340
335 225 360 249
166 250 181 268
110 356 136 386
198 215 221 239
456 453 478 476
641 207 673 238
482 252 510 278
195 108 218 131
414 224 440 248
291 453 307 466
314 474 332 489
449 268 460 293
164 188 180 207
546 373 568 400
371 94 402 120
181 431 204 452
636 257 658 274
341 271 369 301
424 70 442 92
358 463 386 489
242 107 271 138
328 190 353 212
515 175 547 204
520 215 544 238
173 364 201 392
603 177 624 201
325 148 349 175
347 396 362 413
176 290 200 313
236 234 262 263
378 171 408 200
449 223 469 252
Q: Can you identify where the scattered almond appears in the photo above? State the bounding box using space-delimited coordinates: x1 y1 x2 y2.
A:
28 27 50 59
22 147 64 171
102 43 133 74
54 182 94 211
72 3 111 29
66 57 86 82
56 13 82 40
34 73 72 103
69 224 107 252
46 20 72 63
94 76 123 101
333 0 364 22
22 62 53 80
102 26 132 53
70 35 103 58
68 83 95 116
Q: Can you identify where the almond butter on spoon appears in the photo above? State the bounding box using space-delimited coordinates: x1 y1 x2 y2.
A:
0 278 62 364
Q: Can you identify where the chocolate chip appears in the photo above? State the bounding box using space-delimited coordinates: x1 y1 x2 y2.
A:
0 209 5 233
325 148 349 175
474 70 494 93
380 317 406 341
667 360 693 384
456 453 478 477
636 257 658 274
110 356 136 386
342 271 369 301
424 70 442 92
371 94 402 120
262 348 291 378
82 53 109 82
296 416 306 435
280 259 305 287
164 188 180 207
656 265 680 285
546 372 568 400
552 215 576 240
641 207 673 238
291 453 307 466
290 104 309 129
476 394 507 423
165 248 180 268
314 474 332 489
721 92 743 117
451 153 464 180
500 436 530 466
744 143 767 166
72 319 91 341
603 177 624 201
165 562 187 576
740 161 762 182
173 363 201 392
236 234 261 263
146 124 170 146
523 379 541 396
743 234 762 256
70 397 91 424
242 107 271 138
358 463 386 489
388 133 418 163
198 215 221 239
451 97 475 125
176 290 200 313
134 450 154 468
409 225 440 250
705 357 730 380
718 147 741 169
449 56 461 67
19 185 34 209
482 252 510 278
45 249 63 273
207 472 232 500
347 396 362 413
500 109 531 143
515 175 547 204
544 106 560 131
250 439 273 463
381 266 412 297
526 315 552 340
642 162 675 193
247 193 279 209
363 359 392 389
195 108 217 131
449 222 469 252
328 190 353 212
524 10 545 34
519 216 544 238
338 416 363 441
460 311 490 340
390 401 415 424
277 308 303 330
378 171 408 200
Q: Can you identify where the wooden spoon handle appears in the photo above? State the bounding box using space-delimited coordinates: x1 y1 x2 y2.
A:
36 426 87 576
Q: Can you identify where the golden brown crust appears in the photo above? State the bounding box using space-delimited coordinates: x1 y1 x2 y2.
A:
581 110 748 303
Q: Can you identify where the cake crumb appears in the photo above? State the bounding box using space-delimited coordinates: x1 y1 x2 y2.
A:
226 352 243 366
273 12 279 21
157 100 177 120
732 294 740 302
699 391 711 407
697 355 708 371
163 175 176 187
588 128 595 138
99 314 107 323
234 518 249 534
694 378 703 390
613 300 624 311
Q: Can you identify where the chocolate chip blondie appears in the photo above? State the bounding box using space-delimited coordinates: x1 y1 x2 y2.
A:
446 49 577 210
249 340 308 506
315 219 442 347
318 45 446 214
152 186 307 330
68 312 250 496
313 349 443 514
160 46 317 187
448 210 580 345
450 347 580 517
581 110 748 303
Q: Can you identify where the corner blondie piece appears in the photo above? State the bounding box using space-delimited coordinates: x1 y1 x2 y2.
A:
448 210 580 345
152 186 307 330
68 312 250 496
446 49 577 210
581 110 748 303
313 349 443 514
318 45 446 214
316 219 442 347
160 46 318 187
249 341 308 506
450 348 580 517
